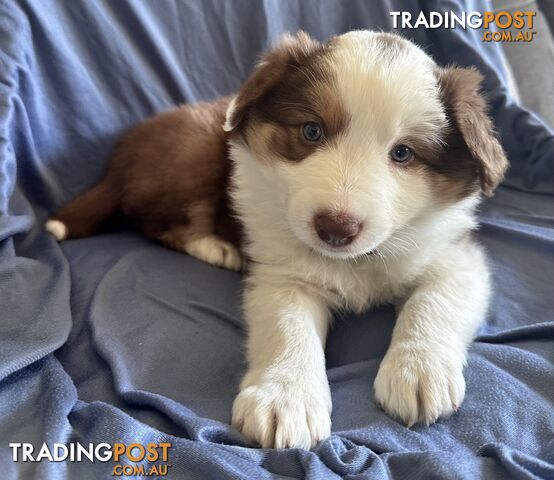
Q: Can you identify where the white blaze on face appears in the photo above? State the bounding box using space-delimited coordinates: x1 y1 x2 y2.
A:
283 31 448 258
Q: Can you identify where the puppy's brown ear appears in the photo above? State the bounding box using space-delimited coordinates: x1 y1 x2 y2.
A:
224 31 320 132
438 67 508 197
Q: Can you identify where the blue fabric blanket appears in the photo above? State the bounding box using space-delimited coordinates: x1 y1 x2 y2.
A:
1 0 553 478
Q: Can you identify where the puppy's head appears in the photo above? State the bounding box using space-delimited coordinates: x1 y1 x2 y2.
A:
226 31 508 259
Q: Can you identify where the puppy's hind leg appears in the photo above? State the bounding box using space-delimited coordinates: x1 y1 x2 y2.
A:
150 201 243 272
181 233 243 272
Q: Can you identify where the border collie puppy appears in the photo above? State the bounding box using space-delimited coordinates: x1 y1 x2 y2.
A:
47 31 508 449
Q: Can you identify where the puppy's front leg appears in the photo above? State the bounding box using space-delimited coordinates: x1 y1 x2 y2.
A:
374 241 490 426
233 276 332 449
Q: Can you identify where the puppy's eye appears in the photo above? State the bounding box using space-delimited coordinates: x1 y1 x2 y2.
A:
390 144 413 163
302 122 323 142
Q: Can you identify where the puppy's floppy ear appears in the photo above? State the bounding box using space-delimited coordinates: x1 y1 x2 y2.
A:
437 67 508 197
224 31 320 132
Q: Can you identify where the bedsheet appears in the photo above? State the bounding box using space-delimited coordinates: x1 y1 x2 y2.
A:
0 0 553 478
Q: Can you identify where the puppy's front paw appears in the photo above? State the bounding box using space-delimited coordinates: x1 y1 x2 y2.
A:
373 344 465 426
232 378 331 449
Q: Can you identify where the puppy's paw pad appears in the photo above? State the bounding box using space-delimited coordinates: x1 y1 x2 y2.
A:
373 345 465 426
232 380 331 449
185 236 243 271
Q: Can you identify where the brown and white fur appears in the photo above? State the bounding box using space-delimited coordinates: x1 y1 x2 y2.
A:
46 97 243 271
46 31 508 450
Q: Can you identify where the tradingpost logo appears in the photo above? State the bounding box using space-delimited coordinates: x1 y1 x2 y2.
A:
391 10 537 42
9 442 172 477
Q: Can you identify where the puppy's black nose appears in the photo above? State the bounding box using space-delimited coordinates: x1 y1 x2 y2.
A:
314 212 361 247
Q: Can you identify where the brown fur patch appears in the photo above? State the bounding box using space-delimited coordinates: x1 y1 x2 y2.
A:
226 31 322 132
53 96 243 252
401 67 509 203
409 128 483 204
228 32 349 162
435 67 508 198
